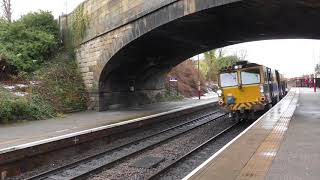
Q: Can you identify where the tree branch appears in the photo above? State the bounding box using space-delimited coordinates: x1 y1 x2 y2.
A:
2 0 12 22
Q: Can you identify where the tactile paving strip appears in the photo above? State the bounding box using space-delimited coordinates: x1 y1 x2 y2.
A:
236 90 299 180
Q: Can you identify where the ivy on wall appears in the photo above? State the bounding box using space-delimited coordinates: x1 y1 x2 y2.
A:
70 3 90 46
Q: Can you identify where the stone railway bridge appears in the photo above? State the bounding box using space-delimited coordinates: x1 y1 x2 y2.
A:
60 0 320 111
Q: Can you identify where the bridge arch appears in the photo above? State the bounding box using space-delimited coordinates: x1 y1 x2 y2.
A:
63 0 320 110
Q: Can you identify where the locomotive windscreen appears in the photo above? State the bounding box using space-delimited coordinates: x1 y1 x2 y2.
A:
240 68 261 85
220 72 238 87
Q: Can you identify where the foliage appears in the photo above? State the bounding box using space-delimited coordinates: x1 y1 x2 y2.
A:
167 60 206 98
1 0 12 22
34 50 88 113
217 55 240 70
315 63 320 74
201 50 219 82
200 49 241 82
19 11 59 39
70 3 89 45
0 10 88 122
158 90 184 102
0 87 55 123
0 11 58 73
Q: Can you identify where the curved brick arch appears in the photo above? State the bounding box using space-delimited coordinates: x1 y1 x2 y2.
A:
61 0 320 110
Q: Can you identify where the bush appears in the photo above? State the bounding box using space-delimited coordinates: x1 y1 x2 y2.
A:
0 88 55 123
0 11 88 122
158 90 184 102
0 49 88 123
0 11 58 73
34 50 88 113
19 11 59 39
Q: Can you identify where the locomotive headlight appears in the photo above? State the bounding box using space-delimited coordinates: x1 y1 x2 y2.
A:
217 89 223 96
218 100 224 106
260 96 266 102
260 85 264 93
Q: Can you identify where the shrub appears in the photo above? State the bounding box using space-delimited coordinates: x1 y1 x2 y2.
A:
167 60 206 97
0 88 55 123
0 11 59 73
157 90 184 102
19 11 59 39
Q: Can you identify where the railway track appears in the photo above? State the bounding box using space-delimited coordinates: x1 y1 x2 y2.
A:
146 122 239 179
26 110 226 180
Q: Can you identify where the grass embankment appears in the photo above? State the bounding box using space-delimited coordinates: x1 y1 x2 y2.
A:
0 87 55 123
0 50 87 124
35 50 87 113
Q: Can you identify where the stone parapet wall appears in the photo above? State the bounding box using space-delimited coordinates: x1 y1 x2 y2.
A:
70 0 176 43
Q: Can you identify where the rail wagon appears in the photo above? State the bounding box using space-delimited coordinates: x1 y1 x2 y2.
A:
217 61 287 120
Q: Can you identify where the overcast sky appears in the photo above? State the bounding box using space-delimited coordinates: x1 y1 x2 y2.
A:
9 1 320 78
223 39 320 78
11 0 84 19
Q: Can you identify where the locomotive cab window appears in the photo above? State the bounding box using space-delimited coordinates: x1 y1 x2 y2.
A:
220 72 238 87
241 68 261 85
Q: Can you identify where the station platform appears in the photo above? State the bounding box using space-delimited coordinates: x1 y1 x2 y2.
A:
0 97 216 152
184 88 320 180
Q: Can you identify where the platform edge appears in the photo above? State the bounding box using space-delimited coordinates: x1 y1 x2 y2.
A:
182 89 297 180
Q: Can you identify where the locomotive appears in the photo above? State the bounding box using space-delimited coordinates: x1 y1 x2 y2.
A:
217 61 287 120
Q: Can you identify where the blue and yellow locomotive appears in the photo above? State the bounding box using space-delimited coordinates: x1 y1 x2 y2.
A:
217 61 287 120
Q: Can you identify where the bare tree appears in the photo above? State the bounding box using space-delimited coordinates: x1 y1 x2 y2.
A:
217 48 224 58
315 64 320 74
237 49 248 60
2 0 12 22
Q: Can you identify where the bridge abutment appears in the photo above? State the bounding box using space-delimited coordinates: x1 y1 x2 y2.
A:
61 0 241 111
98 89 166 111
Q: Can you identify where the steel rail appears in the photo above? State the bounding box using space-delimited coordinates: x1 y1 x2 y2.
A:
146 122 240 180
26 110 225 180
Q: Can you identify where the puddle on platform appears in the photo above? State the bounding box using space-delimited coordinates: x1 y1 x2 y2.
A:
260 150 277 157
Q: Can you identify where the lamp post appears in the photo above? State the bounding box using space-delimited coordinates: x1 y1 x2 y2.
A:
65 0 68 15
198 54 201 100
314 73 317 92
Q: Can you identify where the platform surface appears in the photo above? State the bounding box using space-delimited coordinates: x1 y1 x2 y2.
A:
266 88 320 180
0 97 216 151
184 88 320 180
